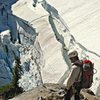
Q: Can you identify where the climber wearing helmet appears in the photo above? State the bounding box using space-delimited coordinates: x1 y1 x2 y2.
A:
64 50 82 100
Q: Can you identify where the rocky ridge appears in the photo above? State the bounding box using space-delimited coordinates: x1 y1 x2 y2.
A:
10 83 100 100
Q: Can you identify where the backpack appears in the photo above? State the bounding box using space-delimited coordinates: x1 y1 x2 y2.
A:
81 60 94 88
73 60 94 89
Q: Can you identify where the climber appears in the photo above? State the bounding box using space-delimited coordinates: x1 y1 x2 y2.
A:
64 50 82 100
64 50 94 100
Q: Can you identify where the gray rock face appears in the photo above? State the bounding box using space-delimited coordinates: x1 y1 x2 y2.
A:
10 83 66 100
10 83 100 100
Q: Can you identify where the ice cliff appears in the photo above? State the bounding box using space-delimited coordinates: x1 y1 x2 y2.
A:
0 3 44 92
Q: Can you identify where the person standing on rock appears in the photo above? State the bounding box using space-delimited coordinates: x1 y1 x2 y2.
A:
64 50 82 100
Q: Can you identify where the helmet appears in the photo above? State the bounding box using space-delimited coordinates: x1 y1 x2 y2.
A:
83 60 93 66
68 50 78 58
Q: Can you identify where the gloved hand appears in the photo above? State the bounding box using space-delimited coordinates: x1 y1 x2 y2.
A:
64 87 68 92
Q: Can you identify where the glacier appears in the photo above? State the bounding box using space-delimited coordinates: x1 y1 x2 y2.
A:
0 0 100 96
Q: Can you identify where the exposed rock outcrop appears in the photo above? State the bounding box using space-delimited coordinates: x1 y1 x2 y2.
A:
10 83 100 100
